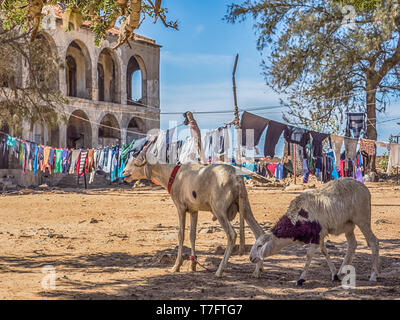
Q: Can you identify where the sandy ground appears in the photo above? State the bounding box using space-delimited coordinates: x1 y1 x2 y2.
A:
0 182 400 300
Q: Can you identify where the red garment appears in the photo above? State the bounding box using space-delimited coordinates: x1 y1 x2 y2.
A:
340 160 346 177
267 163 278 177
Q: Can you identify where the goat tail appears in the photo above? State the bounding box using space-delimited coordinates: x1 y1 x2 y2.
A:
237 177 264 240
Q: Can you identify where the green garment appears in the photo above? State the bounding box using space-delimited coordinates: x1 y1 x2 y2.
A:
19 142 25 166
121 139 135 165
54 149 63 173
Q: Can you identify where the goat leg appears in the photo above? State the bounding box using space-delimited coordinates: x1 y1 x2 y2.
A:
170 208 186 273
189 211 198 272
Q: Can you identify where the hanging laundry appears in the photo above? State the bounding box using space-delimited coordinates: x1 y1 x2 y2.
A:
89 149 101 184
310 131 330 158
356 166 364 183
304 135 314 172
375 141 389 149
69 150 81 174
240 112 269 147
327 151 339 180
110 146 119 182
77 149 88 176
359 139 376 157
87 149 95 174
267 163 278 177
6 136 16 152
179 136 199 164
103 148 112 173
284 126 310 157
121 139 135 165
303 158 310 184
131 137 149 157
42 146 52 174
330 135 344 164
264 120 286 157
344 137 358 161
275 163 284 179
54 149 63 173
387 143 400 174
346 113 365 138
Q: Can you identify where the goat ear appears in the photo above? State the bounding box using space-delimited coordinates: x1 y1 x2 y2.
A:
144 163 152 180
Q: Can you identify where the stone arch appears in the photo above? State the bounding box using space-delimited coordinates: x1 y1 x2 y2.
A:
97 48 121 103
35 31 60 91
98 113 121 147
65 40 93 99
126 55 147 105
67 110 92 148
126 116 145 143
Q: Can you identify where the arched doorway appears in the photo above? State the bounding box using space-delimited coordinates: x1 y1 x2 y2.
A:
98 49 120 103
67 110 92 148
98 114 121 147
126 117 145 144
127 56 146 105
65 40 92 99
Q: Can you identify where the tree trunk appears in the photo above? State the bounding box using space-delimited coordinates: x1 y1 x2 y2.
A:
366 87 377 173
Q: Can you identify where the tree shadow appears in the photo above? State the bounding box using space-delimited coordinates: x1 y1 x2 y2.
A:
1 238 399 300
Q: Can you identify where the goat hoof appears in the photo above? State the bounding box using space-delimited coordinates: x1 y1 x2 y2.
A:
296 279 306 287
332 274 340 282
253 270 262 278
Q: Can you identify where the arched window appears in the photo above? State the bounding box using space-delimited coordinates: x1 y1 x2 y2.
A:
66 55 77 97
127 56 143 105
98 49 120 103
97 63 105 101
65 40 92 99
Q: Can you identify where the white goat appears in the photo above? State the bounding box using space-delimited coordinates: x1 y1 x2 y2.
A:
250 178 379 286
123 144 265 277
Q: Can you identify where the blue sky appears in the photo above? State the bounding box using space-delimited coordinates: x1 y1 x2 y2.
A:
138 0 400 153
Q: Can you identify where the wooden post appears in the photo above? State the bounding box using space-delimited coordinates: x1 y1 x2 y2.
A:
184 111 203 163
293 143 297 185
232 54 241 165
232 54 245 256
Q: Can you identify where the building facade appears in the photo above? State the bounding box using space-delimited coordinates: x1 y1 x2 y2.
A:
2 7 161 152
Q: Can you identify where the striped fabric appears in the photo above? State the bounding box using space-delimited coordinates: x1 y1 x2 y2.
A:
78 149 88 175
346 113 365 139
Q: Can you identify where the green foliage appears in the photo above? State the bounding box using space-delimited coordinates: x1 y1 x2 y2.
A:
376 151 389 172
225 0 400 138
333 0 380 11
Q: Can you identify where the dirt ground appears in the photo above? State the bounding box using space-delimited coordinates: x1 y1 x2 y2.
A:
0 182 400 300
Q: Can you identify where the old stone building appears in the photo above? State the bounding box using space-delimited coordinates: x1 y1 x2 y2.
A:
0 6 161 187
2 6 160 150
